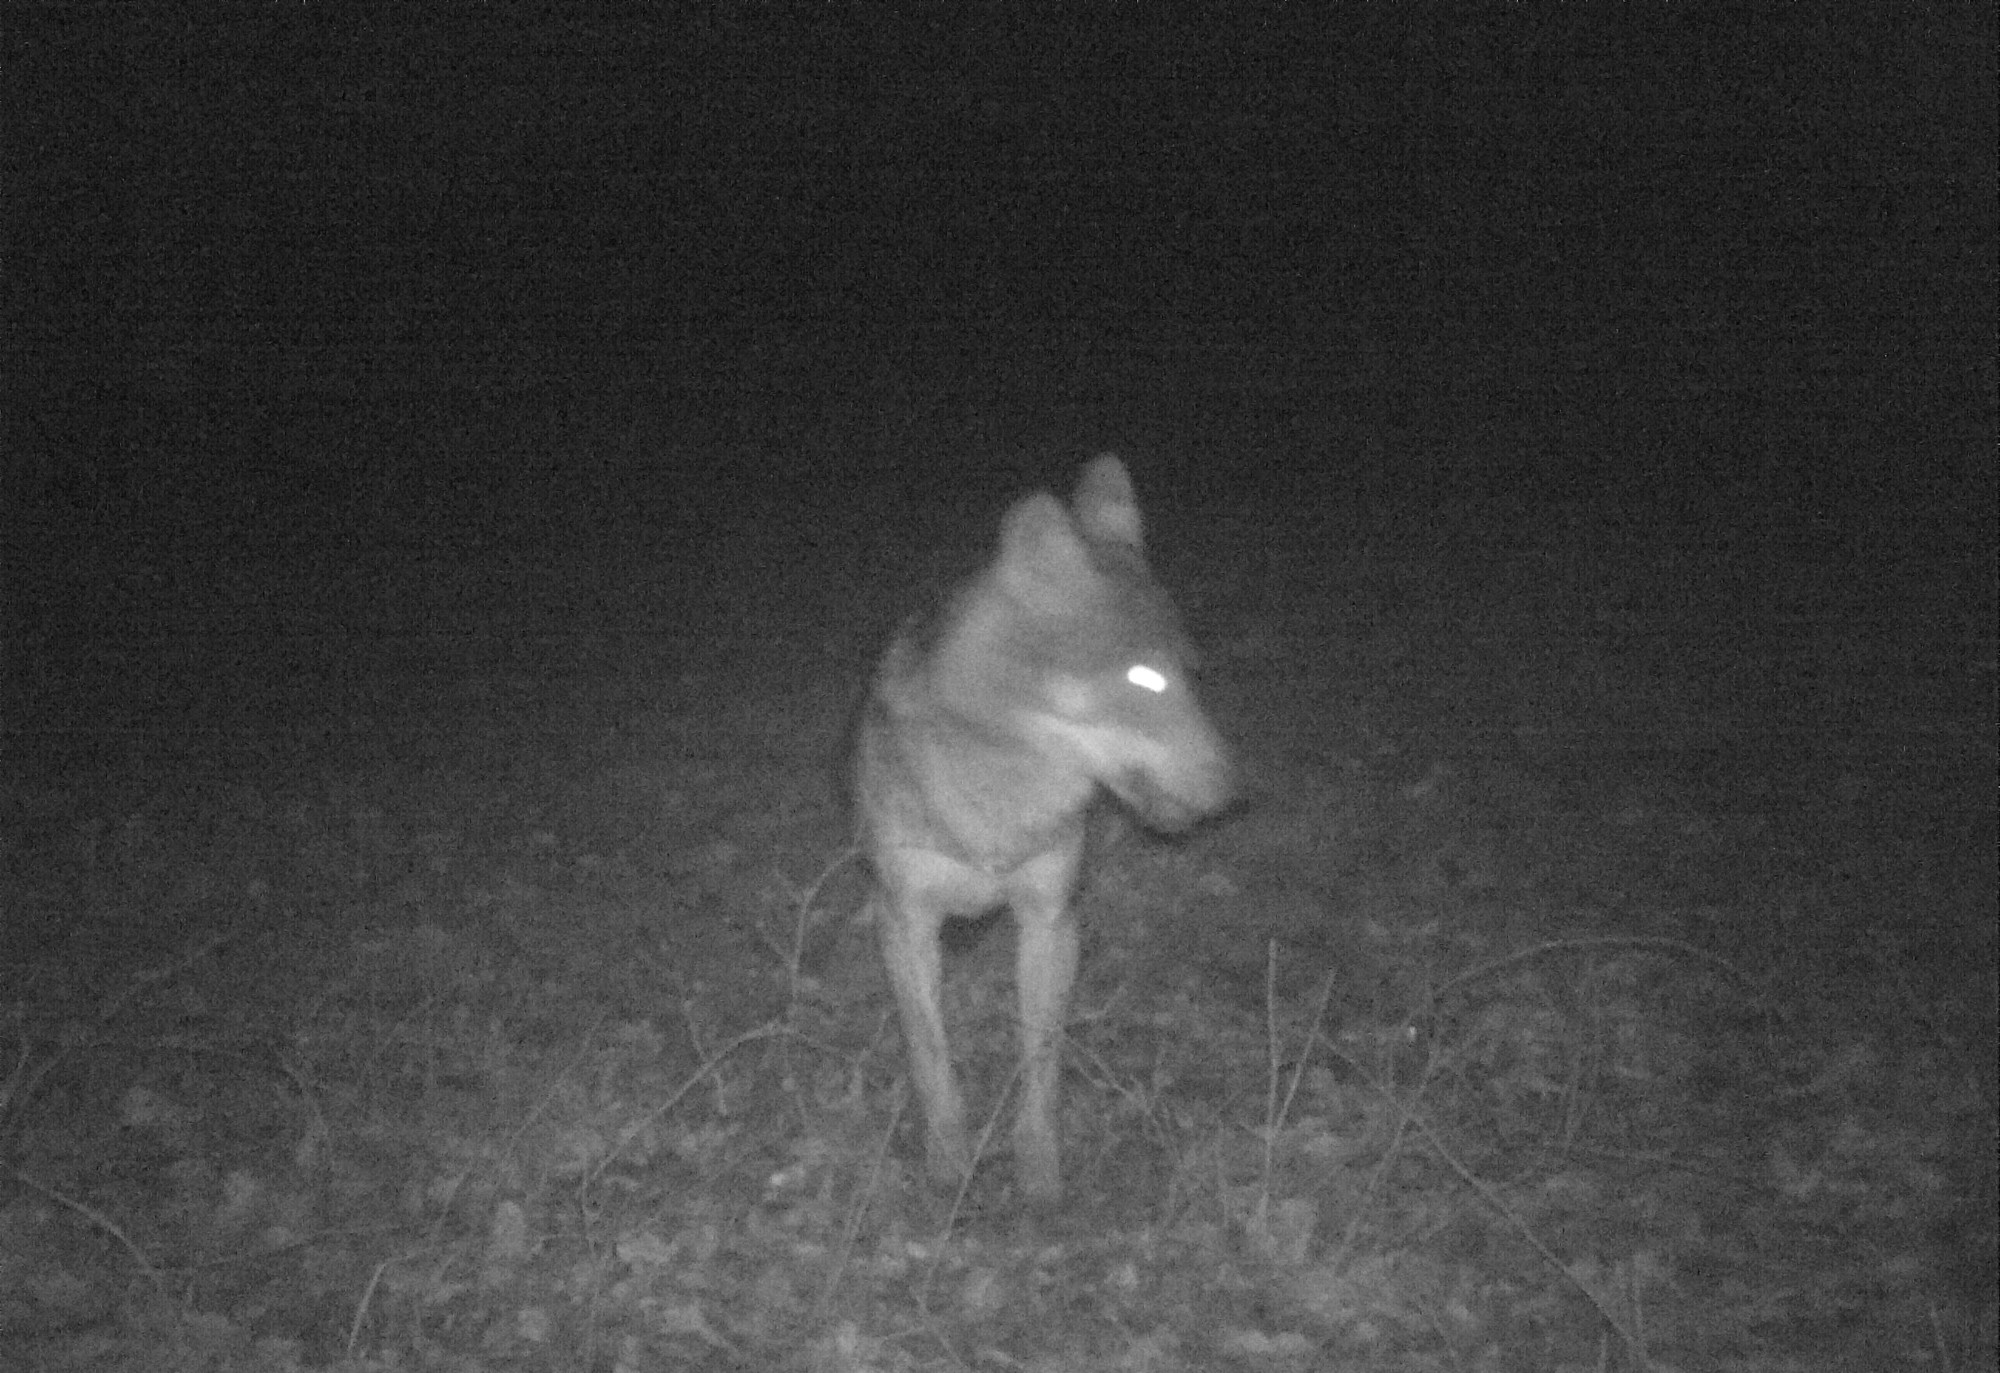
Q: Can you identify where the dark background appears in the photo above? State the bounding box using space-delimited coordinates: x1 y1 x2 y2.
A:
7 18 1992 1368
1 15 1994 1359
7 9 1991 551
2 9 1993 908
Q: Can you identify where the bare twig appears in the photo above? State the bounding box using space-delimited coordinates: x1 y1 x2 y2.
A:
6 1164 166 1298
1399 1100 1655 1367
583 1020 787 1192
817 1078 903 1322
1422 935 1762 1016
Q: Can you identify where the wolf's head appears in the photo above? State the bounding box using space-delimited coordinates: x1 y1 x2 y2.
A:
975 455 1234 832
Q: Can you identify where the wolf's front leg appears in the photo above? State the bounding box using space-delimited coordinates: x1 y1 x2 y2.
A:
1011 844 1083 1205
874 890 972 1189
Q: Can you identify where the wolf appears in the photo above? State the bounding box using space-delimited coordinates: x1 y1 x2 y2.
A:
852 454 1234 1205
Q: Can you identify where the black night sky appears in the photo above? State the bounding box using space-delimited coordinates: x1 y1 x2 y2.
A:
11 10 1991 542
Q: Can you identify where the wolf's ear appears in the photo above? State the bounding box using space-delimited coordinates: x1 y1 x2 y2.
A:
1071 454 1142 550
997 492 1094 613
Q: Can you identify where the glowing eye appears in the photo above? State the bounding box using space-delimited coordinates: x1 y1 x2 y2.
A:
1126 664 1167 694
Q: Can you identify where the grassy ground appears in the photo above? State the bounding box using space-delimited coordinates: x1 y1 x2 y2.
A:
4 458 1994 1371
